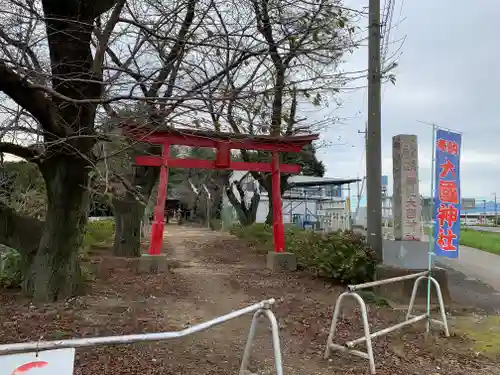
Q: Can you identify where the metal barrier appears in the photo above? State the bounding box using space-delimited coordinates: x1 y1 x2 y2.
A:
0 298 283 375
323 272 450 374
320 211 352 232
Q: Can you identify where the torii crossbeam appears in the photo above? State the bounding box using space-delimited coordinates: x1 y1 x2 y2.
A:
124 126 319 255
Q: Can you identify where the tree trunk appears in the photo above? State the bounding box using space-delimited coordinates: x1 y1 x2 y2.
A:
112 194 145 257
226 186 258 226
0 202 43 259
23 158 90 302
248 192 260 224
115 159 159 257
266 197 273 225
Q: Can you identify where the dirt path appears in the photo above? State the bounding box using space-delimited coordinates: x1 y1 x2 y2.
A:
160 225 500 375
163 227 254 341
162 226 332 374
1 225 500 375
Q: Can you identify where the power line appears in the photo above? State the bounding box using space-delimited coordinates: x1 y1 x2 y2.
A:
380 0 395 65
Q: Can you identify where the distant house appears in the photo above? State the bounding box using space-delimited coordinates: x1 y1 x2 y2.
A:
222 171 359 230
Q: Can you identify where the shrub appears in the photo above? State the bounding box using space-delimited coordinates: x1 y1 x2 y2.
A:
231 223 377 284
284 227 322 268
0 245 22 288
313 231 377 284
210 219 222 231
81 265 95 282
229 223 244 237
230 223 273 247
83 219 115 249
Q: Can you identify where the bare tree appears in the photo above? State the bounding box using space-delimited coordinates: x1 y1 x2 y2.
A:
190 0 362 224
0 0 365 301
225 173 261 226
0 0 132 301
98 0 363 235
0 0 261 300
93 0 267 256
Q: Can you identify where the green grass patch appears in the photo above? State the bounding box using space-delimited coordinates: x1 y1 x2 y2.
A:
459 228 500 255
453 316 500 356
210 219 222 231
83 219 115 250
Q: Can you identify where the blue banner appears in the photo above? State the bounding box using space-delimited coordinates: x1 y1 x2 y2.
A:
433 129 462 258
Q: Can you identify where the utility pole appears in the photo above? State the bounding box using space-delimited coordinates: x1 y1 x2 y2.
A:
494 193 498 226
366 0 383 259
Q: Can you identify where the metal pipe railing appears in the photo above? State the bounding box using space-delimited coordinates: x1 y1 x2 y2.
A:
347 271 429 291
346 314 427 347
0 299 275 355
325 275 450 375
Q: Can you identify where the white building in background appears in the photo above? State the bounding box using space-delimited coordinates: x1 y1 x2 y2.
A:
222 171 359 231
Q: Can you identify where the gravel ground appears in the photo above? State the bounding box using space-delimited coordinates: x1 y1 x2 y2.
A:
1 226 499 375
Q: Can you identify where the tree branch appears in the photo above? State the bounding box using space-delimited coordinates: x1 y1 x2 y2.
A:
92 0 127 76
285 87 298 135
0 142 42 163
0 29 43 81
0 60 56 133
147 0 197 99
225 184 249 225
19 49 261 109
104 44 149 96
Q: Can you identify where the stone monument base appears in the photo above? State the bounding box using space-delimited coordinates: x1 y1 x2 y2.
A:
374 264 452 309
266 252 297 271
136 254 171 274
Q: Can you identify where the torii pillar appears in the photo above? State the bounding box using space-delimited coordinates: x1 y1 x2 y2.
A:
124 125 318 272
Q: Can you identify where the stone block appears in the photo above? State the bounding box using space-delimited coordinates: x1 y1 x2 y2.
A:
136 254 171 274
83 256 129 280
382 239 434 269
266 252 297 272
373 264 451 308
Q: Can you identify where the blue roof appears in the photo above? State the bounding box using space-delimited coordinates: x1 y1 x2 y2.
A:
462 200 498 215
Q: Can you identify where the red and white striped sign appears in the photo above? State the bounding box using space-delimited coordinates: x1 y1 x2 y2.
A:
0 348 75 375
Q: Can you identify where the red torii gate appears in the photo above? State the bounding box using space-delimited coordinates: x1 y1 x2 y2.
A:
124 126 319 255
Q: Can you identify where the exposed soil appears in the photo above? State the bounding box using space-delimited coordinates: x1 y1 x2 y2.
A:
1 225 499 374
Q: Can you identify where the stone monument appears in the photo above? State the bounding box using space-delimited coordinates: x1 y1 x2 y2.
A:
392 134 422 241
376 134 450 306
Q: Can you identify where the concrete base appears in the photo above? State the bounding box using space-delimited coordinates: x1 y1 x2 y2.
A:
382 239 433 270
374 264 452 308
136 254 171 274
266 252 297 272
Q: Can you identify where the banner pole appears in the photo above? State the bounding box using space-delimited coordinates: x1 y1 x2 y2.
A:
426 124 437 334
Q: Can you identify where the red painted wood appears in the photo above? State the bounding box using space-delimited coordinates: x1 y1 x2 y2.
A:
129 132 312 152
149 144 170 255
126 127 319 257
271 152 285 253
135 156 301 174
215 142 231 168
134 156 162 166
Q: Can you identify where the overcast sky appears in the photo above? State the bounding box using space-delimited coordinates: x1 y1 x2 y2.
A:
4 0 496 206
315 0 499 204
